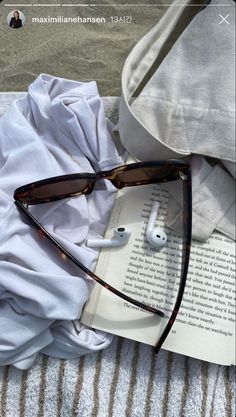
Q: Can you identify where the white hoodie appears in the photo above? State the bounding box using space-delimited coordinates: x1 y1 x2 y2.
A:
0 74 123 369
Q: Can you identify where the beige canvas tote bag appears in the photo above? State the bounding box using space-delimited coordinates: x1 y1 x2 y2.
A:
118 0 235 241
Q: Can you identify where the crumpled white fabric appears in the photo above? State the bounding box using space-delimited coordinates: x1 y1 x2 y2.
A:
0 74 122 369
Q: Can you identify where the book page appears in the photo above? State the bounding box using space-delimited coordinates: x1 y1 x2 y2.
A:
82 184 235 366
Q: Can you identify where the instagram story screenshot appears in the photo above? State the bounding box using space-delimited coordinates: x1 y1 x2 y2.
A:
0 1 235 417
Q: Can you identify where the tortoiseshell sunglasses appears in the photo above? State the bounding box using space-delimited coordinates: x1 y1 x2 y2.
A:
14 160 192 353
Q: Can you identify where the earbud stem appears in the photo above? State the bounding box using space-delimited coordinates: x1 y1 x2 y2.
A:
147 202 160 232
86 239 126 248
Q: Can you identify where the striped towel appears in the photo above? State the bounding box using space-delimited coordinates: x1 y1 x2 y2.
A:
0 94 235 417
0 338 235 417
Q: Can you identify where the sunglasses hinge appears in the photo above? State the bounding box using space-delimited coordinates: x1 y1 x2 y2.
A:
179 171 188 181
20 201 28 209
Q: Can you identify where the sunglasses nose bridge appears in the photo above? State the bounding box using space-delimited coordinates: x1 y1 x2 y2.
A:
83 180 96 194
96 171 125 189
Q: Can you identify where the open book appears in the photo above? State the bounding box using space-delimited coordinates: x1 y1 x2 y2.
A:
81 181 235 366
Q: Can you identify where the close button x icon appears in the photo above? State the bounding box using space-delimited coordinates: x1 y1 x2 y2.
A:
219 14 230 24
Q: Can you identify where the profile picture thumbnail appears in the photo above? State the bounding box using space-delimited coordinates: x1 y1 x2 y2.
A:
7 10 25 29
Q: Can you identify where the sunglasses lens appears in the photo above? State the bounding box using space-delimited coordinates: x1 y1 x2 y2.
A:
25 178 91 203
116 166 179 185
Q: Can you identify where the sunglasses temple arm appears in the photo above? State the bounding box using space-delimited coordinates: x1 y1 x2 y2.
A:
14 200 165 318
155 171 192 353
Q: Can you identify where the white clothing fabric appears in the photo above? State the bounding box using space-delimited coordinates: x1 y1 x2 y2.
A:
119 0 235 241
0 74 123 369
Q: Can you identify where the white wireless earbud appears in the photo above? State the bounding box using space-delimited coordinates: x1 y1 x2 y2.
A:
146 202 167 248
86 226 131 248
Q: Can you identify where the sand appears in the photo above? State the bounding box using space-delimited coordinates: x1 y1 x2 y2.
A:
0 1 168 94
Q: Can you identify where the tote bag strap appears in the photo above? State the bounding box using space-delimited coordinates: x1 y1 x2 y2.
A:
119 0 204 160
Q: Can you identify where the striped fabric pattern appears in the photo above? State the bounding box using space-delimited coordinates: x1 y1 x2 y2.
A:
0 338 235 417
0 94 235 417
